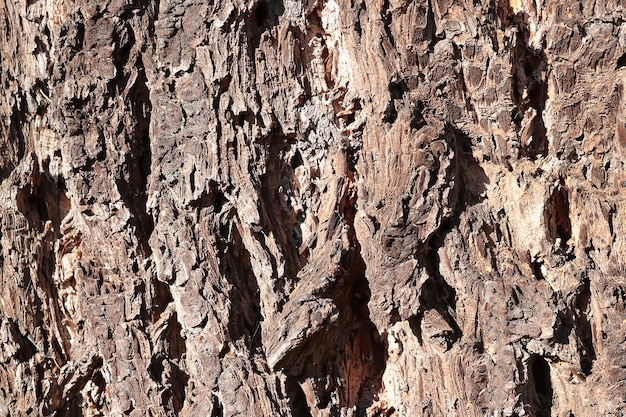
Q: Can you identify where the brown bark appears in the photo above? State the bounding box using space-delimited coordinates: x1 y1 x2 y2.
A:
1 0 625 415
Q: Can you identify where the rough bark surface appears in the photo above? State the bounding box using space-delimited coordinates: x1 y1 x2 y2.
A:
1 0 626 415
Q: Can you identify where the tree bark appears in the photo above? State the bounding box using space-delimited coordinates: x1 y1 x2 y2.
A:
1 0 625 415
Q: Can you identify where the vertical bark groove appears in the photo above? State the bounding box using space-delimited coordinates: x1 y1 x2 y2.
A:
2 0 626 416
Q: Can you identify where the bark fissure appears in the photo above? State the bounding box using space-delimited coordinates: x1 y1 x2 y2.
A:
2 0 626 415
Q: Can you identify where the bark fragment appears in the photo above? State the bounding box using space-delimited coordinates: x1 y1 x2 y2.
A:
1 0 626 415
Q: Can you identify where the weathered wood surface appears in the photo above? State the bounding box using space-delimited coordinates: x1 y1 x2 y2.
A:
1 0 625 415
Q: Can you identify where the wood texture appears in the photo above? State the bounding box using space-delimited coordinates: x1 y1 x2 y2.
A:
1 0 625 415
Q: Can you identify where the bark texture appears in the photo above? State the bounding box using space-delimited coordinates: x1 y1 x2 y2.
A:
1 0 626 415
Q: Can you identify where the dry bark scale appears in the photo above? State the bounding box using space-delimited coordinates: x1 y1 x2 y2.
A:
1 0 626 415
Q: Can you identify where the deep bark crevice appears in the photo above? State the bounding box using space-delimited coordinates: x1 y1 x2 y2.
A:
285 377 315 417
410 125 486 344
211 393 224 417
523 355 553 417
220 219 262 348
574 276 595 376
545 182 572 251
2 100 27 180
245 0 284 57
257 132 309 301
117 54 154 257
509 11 549 159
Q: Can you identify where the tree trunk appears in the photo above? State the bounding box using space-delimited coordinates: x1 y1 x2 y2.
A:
1 0 625 415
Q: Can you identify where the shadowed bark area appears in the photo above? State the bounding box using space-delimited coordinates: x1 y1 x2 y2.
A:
1 0 626 416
